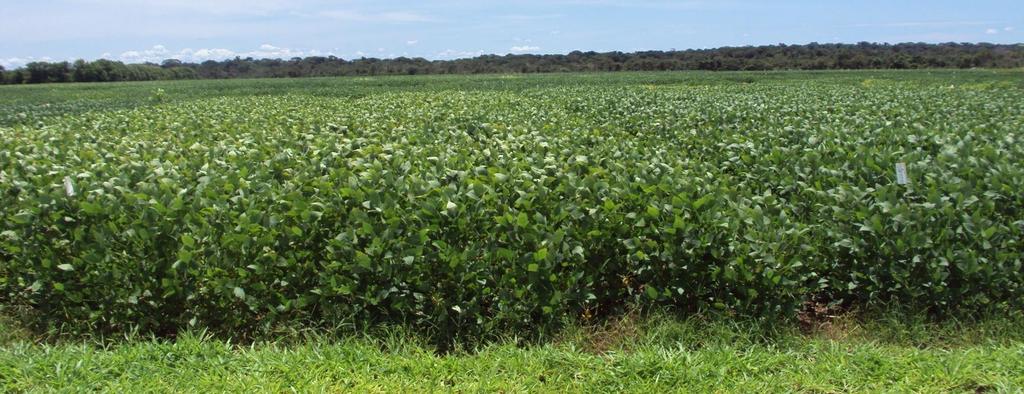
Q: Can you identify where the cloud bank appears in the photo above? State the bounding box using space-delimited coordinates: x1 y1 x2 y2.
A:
510 45 541 53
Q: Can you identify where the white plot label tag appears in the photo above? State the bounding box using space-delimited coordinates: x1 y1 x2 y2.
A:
894 163 908 185
64 176 76 197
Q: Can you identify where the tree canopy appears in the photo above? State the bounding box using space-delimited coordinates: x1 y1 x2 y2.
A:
3 42 1022 84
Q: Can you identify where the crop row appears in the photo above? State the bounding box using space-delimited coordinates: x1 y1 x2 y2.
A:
2 79 1022 338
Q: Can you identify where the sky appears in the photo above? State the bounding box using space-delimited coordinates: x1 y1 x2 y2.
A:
1 0 1022 69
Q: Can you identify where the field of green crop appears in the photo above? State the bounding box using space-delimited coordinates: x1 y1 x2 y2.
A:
1 70 1023 342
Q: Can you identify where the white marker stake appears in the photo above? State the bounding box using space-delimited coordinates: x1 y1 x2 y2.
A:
895 163 908 185
64 176 76 197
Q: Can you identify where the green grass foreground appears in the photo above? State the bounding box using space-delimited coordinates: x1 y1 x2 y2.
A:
3 314 1023 392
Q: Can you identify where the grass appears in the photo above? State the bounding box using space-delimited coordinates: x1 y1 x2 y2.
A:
2 312 1022 392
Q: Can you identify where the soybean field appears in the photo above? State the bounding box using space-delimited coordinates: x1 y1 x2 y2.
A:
1 70 1023 340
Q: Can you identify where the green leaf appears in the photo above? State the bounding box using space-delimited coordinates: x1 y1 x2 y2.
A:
527 263 539 272
79 202 104 215
535 247 548 262
693 195 713 210
356 251 372 269
233 287 246 300
645 286 659 300
1 230 20 240
11 212 32 224
57 264 74 271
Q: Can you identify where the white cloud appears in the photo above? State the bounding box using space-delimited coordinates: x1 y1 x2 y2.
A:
499 14 562 21
1 58 27 68
406 40 419 46
307 49 336 57
1 56 55 68
247 44 304 59
118 44 170 63
1006 27 1015 32
851 20 994 28
436 49 486 59
189 48 237 59
509 45 540 53
986 28 999 34
103 43 322 64
74 0 299 16
546 0 714 10
318 10 432 23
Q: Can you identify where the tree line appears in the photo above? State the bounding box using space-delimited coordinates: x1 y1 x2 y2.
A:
2 42 1022 84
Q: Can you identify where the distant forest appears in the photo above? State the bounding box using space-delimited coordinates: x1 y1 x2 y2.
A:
2 42 1022 84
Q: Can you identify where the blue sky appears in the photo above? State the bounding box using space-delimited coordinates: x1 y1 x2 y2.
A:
2 0 1022 68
